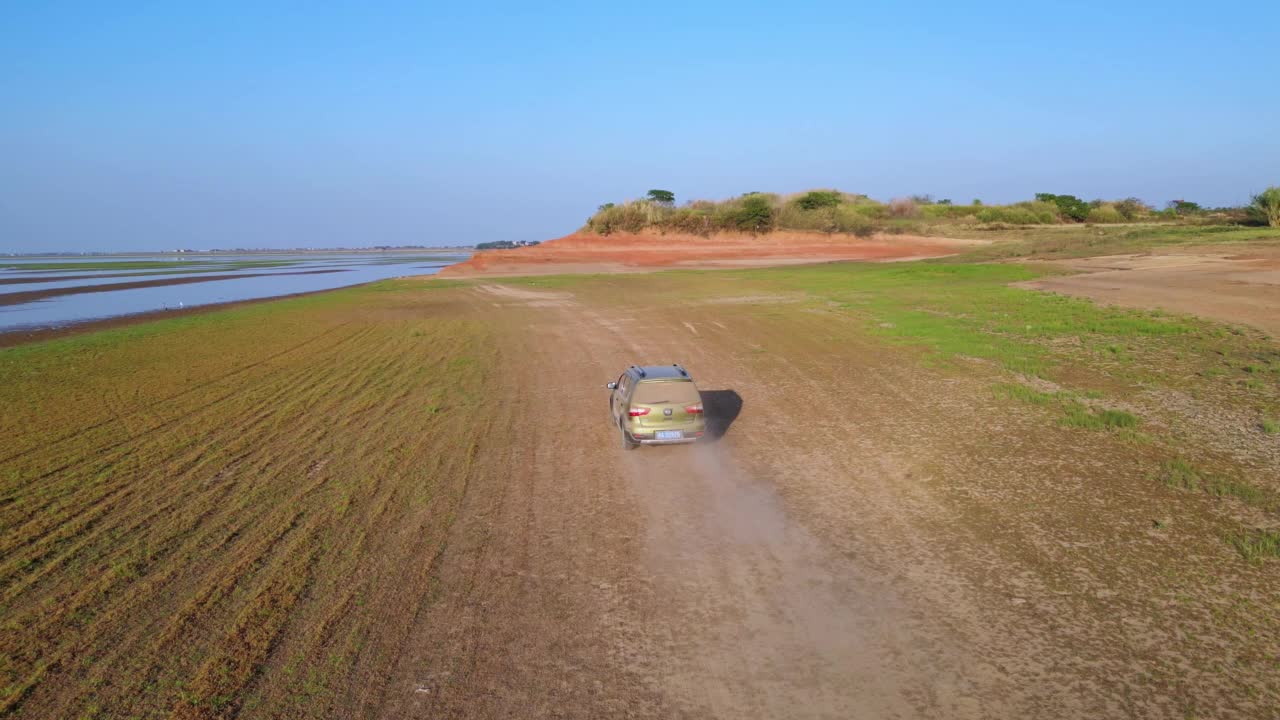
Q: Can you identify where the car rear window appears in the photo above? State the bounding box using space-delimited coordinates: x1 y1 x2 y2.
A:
632 380 700 404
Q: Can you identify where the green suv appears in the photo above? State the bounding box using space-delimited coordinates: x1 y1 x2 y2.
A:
607 365 705 449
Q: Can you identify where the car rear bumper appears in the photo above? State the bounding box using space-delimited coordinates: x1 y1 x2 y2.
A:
628 430 703 445
636 435 699 445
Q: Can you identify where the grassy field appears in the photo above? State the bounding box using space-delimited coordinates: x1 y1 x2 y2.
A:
942 223 1280 261
751 261 1280 523
4 247 1280 717
0 281 499 717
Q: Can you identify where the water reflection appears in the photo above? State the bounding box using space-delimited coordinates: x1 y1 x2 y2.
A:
0 253 467 332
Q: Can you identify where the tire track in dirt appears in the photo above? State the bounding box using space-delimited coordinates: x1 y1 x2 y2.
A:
383 289 668 718
385 284 1005 719
585 302 1002 718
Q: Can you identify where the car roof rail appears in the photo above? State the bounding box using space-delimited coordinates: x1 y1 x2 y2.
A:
631 365 646 377
674 364 688 377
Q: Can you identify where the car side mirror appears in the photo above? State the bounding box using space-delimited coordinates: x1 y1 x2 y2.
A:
606 382 617 390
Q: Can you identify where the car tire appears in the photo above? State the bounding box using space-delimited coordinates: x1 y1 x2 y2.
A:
619 422 638 451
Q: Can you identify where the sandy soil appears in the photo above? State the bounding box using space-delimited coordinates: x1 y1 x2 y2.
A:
1022 247 1280 336
439 230 985 277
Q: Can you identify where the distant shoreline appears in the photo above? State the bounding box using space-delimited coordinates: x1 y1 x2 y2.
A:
0 251 473 345
0 281 383 349
3 247 475 259
0 269 349 308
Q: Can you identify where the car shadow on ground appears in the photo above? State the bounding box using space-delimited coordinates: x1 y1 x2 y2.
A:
700 389 742 441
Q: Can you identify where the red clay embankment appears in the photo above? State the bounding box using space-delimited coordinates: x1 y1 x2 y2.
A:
439 230 985 278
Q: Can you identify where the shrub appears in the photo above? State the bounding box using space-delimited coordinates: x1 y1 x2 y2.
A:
663 207 713 235
585 188 1219 237
1086 205 1125 223
834 205 876 236
587 200 665 234
775 204 832 232
1247 187 1280 227
977 204 1056 225
845 220 876 237
1113 197 1150 220
1167 199 1203 216
728 195 775 232
851 203 887 219
795 190 842 210
736 192 780 209
921 203 982 220
888 198 919 218
1036 193 1091 222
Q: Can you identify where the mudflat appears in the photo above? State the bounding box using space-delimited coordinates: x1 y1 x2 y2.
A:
0 269 348 307
3 263 1278 719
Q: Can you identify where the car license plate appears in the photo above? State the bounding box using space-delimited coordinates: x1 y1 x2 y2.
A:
656 430 682 440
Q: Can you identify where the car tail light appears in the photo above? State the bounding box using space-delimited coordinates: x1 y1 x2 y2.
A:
628 407 650 417
684 403 704 415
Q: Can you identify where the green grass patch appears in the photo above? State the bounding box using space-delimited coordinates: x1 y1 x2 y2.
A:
1160 459 1275 510
1162 459 1203 491
1227 529 1280 562
1205 476 1270 507
1060 405 1138 431
994 382 1138 432
734 261 1199 380
1262 418 1279 434
994 383 1057 405
949 224 1280 262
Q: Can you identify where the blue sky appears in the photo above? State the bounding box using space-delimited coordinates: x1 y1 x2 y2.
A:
2 1 1277 252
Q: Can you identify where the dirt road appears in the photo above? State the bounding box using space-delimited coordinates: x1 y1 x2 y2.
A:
386 285 981 718
382 281 1273 719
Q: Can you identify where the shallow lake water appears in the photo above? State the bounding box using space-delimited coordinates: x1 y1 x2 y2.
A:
0 252 467 332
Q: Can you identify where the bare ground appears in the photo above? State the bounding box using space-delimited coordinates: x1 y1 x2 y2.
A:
1022 246 1280 337
382 280 1279 719
439 230 985 278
